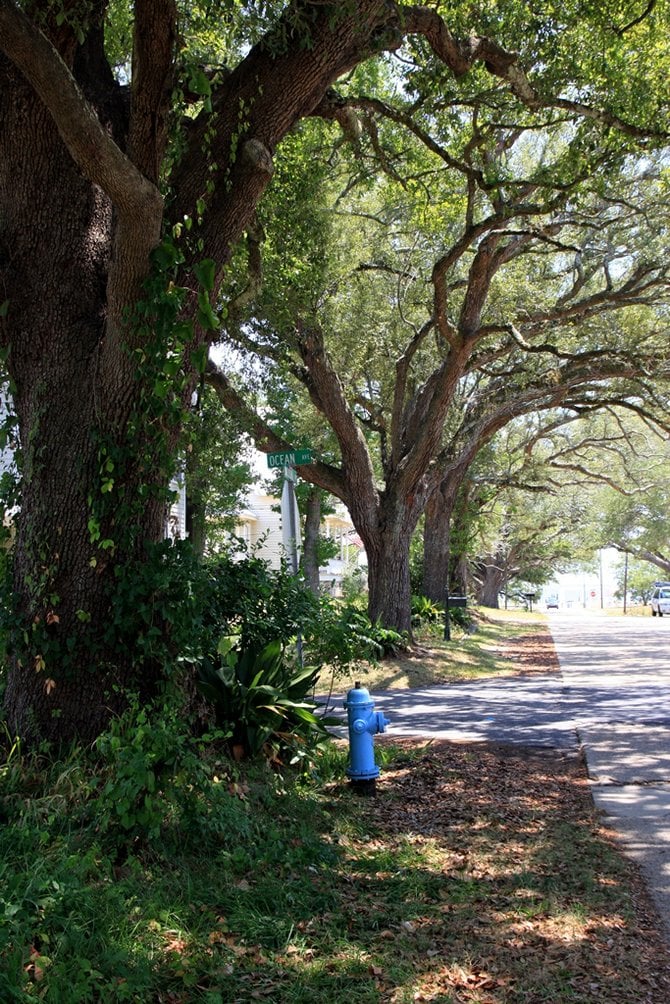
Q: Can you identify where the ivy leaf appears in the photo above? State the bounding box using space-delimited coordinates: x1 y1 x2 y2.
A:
163 357 182 378
197 290 219 332
188 67 212 98
193 258 216 292
190 345 209 374
173 320 194 346
151 241 183 272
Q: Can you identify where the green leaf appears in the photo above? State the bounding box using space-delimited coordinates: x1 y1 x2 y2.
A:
217 635 237 657
197 291 219 332
173 320 194 346
193 258 216 292
163 357 182 377
151 241 183 272
188 67 212 97
190 344 208 374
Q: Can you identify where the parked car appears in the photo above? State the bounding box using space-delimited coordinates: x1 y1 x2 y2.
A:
650 583 670 617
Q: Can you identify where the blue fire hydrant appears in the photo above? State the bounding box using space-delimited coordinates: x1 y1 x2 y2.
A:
344 683 389 786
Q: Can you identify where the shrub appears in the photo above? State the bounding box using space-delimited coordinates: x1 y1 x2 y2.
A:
306 602 407 674
411 594 442 627
447 604 471 630
196 635 336 765
91 694 224 844
200 552 320 652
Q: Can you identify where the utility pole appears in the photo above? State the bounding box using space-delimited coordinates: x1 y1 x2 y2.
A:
623 552 629 614
599 550 604 609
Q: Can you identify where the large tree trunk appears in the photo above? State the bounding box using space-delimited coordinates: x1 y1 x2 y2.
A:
476 557 507 608
0 48 164 744
367 540 413 633
363 502 415 634
422 485 456 602
302 487 322 596
0 22 176 745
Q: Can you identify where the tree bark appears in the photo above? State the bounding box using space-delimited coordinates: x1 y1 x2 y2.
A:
365 524 414 634
302 488 322 596
422 484 456 602
475 557 507 608
185 496 207 559
0 36 166 744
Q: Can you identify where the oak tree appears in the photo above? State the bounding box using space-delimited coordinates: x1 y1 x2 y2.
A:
2 0 669 743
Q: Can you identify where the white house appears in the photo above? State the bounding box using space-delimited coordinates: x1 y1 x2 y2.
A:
166 445 366 593
233 486 365 595
165 473 187 540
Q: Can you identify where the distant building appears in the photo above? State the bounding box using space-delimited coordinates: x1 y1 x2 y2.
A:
165 474 187 541
233 485 365 595
541 551 619 609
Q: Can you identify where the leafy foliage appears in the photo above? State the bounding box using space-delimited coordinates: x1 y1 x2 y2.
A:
198 549 320 653
311 603 408 672
196 635 334 762
613 556 660 605
411 594 442 627
183 384 253 554
91 695 226 844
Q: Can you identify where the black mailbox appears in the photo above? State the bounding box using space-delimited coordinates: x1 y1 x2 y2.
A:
522 591 538 612
447 595 467 609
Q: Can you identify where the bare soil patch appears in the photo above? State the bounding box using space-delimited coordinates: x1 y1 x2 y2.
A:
492 626 562 676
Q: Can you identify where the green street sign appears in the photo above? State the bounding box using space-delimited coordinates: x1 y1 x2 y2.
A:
266 448 313 469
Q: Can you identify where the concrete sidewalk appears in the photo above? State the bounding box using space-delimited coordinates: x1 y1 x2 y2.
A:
548 613 670 945
583 726 670 944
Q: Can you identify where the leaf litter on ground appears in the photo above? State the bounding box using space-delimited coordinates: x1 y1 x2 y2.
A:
322 732 670 1003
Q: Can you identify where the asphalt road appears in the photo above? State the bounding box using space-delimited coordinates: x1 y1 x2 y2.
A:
330 610 670 749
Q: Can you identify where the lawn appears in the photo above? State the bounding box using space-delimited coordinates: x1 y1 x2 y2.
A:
329 608 557 693
2 611 669 1003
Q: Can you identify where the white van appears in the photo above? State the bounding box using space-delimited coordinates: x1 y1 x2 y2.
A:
650 583 670 617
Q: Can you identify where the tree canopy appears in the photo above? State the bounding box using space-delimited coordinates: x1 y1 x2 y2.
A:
1 0 669 743
208 48 670 628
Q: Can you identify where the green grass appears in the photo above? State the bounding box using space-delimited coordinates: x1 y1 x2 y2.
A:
329 607 549 692
2 734 669 1003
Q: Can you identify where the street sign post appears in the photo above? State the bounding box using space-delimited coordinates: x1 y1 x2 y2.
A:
281 474 301 574
267 446 313 666
266 448 313 469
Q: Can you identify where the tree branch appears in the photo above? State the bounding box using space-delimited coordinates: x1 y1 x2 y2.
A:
404 5 668 141
205 358 346 498
127 0 177 184
0 0 162 226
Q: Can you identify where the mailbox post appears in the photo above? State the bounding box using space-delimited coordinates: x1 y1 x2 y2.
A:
444 593 467 641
